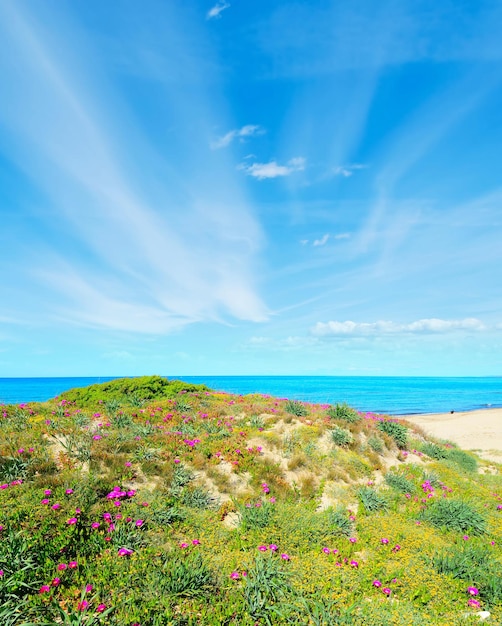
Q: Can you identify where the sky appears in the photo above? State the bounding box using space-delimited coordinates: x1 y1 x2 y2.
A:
1 0 502 377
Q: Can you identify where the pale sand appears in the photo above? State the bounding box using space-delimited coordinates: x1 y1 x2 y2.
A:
401 408 502 463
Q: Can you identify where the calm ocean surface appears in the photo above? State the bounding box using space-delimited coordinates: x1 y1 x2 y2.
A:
1 376 501 415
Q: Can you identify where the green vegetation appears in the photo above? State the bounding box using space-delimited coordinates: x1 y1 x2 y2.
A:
0 377 501 624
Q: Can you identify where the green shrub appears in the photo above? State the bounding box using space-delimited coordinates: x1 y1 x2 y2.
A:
357 486 388 513
330 426 353 447
446 449 478 473
420 442 448 460
181 486 218 509
156 552 218 597
284 399 308 417
326 506 354 536
385 471 415 494
238 500 274 530
243 554 293 624
367 436 384 453
377 420 408 449
420 498 487 535
327 403 361 423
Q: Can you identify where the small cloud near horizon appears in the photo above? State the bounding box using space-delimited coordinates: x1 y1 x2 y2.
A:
211 125 264 150
239 157 306 180
313 233 330 246
312 318 487 337
206 1 230 20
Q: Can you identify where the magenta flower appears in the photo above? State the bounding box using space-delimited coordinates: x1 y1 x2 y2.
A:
41 499 50 505
44 489 52 496
39 585 51 594
85 584 93 592
118 548 133 556
349 537 357 543
67 517 78 525
91 522 100 529
350 560 359 568
179 543 189 549
52 577 61 587
96 604 107 613
135 519 144 527
269 544 278 551
322 547 330 554
392 544 401 552
467 586 479 596
258 545 268 552
77 600 89 611
65 489 74 495
381 538 389 544
373 580 382 587
68 561 78 569
281 553 290 560
51 503 61 510
382 587 392 595
230 571 240 579
57 563 67 571
468 598 481 608
463 535 469 541
192 539 200 545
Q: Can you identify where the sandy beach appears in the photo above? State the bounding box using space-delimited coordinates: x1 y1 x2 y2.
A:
403 408 502 463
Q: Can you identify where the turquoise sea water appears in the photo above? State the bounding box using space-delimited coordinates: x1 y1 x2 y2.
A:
1 376 501 415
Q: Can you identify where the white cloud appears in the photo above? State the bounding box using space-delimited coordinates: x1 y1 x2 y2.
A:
334 232 351 240
239 157 306 180
333 164 367 177
210 124 264 149
312 318 487 337
206 1 230 20
313 234 330 247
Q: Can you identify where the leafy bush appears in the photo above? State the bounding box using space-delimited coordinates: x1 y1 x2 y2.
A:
181 486 218 510
60 375 209 407
326 506 354 536
420 499 487 535
385 471 415 494
357 486 388 513
243 554 293 624
420 442 448 460
367 436 384 453
284 400 308 417
330 426 353 447
327 403 361 423
151 506 186 526
0 456 29 482
157 552 218 597
238 501 274 530
447 449 478 473
377 420 408 449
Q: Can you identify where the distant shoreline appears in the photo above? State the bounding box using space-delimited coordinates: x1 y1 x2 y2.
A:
402 408 502 462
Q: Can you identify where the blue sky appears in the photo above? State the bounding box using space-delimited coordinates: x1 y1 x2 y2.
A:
1 0 502 377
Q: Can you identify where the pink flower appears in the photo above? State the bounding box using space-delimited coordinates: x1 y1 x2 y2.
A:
381 538 389 544
392 544 401 552
350 560 359 568
382 587 392 595
192 539 200 545
77 600 89 611
51 503 61 510
65 489 73 495
44 489 52 496
85 584 93 592
69 561 78 569
179 543 189 549
322 547 331 554
349 537 357 543
230 571 240 579
96 604 107 613
373 580 382 587
468 598 481 608
269 544 278 551
91 522 100 529
57 563 67 571
67 517 78 525
467 586 479 596
135 519 144 527
463 535 469 541
52 577 61 587
280 553 290 560
258 545 268 552
41 499 50 505
39 585 51 594
118 548 133 556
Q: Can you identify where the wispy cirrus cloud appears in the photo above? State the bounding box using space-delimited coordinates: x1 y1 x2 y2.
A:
313 234 330 247
312 318 487 337
239 157 306 180
0 1 268 334
333 164 367 177
210 124 264 149
206 1 230 20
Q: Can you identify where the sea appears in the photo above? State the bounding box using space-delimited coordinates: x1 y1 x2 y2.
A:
1 376 501 416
